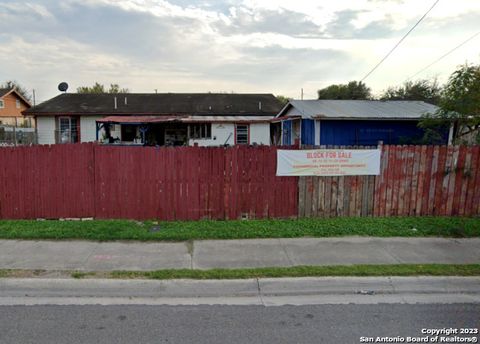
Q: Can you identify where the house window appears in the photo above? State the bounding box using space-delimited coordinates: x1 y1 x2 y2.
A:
190 123 211 139
0 100 4 108
56 117 79 143
16 99 20 109
235 124 249 145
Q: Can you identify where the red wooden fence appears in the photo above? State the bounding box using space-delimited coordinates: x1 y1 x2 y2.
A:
0 143 298 220
298 145 480 217
1 144 479 220
374 145 480 217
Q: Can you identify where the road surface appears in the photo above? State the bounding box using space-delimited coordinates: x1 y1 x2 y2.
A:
0 304 478 344
0 277 478 343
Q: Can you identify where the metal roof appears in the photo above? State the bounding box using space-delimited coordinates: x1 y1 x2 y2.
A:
97 115 274 124
184 115 273 123
278 100 439 120
97 116 182 124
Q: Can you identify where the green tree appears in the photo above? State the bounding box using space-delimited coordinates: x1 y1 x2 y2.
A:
419 63 480 144
275 95 291 106
381 79 442 105
77 82 129 94
1 80 32 102
317 81 371 100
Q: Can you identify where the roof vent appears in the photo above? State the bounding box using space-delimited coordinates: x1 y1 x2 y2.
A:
124 97 128 105
258 101 262 111
114 97 117 110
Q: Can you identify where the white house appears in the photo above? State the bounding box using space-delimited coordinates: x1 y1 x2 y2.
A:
24 93 282 146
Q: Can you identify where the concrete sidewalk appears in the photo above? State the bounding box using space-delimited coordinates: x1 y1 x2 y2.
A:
0 237 479 271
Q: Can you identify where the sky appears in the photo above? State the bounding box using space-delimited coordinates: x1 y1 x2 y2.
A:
0 0 479 103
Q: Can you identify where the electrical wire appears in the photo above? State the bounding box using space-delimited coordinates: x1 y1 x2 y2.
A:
405 30 480 81
360 0 441 82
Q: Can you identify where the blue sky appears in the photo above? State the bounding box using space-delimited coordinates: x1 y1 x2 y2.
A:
0 0 479 102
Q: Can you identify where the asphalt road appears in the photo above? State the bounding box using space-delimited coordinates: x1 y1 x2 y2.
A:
0 304 478 344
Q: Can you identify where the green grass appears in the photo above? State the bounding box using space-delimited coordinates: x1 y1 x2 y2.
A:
1 264 479 280
110 264 480 280
71 271 97 279
0 217 479 241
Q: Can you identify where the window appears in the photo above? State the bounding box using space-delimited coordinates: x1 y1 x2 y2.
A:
235 124 249 145
56 117 79 143
190 123 211 139
16 99 20 109
0 100 4 108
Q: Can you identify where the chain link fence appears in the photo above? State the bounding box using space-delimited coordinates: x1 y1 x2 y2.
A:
0 125 37 146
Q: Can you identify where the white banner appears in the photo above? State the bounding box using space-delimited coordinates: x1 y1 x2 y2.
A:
276 149 381 176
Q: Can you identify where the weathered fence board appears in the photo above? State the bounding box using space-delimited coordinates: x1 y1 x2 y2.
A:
297 145 480 218
1 144 479 220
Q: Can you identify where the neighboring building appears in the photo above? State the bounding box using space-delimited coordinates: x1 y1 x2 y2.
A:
23 93 282 146
0 88 32 127
274 99 447 146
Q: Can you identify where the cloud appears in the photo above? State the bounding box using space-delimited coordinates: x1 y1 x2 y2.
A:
213 6 324 38
0 2 54 20
0 0 479 101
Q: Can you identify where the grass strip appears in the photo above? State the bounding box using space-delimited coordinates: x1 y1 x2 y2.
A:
0 217 479 241
1 264 479 280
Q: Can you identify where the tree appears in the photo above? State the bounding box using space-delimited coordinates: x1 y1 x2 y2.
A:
77 82 129 94
275 95 290 106
419 63 480 144
381 79 442 105
317 81 371 100
1 80 32 102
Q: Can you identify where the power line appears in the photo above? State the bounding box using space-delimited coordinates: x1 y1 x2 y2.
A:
405 30 480 81
360 0 441 82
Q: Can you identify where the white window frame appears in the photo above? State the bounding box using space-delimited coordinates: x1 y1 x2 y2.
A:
57 116 79 143
190 123 212 139
0 100 4 109
235 124 249 145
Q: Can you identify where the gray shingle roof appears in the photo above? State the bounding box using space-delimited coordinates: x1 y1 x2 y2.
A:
24 93 282 116
0 88 13 98
280 100 439 119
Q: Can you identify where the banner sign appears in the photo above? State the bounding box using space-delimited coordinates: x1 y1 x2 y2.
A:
276 149 381 176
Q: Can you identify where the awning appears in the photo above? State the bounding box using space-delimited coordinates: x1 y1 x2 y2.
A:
97 115 274 124
97 116 185 124
270 115 302 123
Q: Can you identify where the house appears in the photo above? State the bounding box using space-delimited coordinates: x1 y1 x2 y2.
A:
273 99 448 146
23 93 282 146
0 88 32 127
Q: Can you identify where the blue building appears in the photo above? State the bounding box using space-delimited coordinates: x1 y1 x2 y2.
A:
274 100 448 146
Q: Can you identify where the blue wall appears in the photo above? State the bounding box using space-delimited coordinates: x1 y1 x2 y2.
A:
301 119 315 145
282 120 292 145
319 120 447 146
